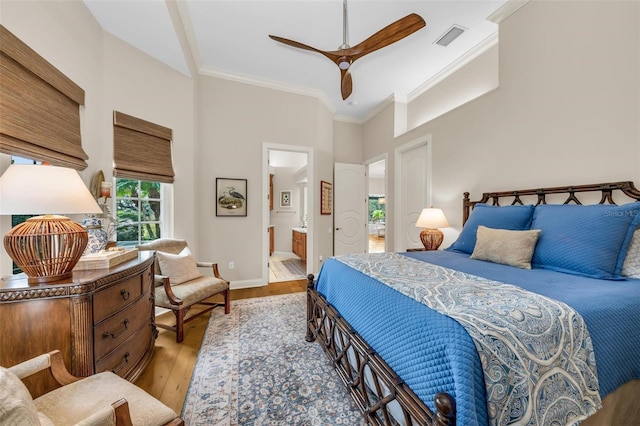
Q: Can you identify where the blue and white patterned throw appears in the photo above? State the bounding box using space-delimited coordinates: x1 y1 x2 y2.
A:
336 253 602 426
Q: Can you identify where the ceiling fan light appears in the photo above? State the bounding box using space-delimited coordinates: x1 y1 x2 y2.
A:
338 57 351 70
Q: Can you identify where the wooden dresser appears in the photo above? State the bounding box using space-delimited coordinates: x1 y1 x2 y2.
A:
0 252 156 398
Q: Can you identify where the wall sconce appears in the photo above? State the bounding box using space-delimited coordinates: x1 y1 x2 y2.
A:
0 164 102 283
415 208 449 250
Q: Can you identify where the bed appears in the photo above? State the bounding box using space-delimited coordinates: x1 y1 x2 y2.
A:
306 181 640 426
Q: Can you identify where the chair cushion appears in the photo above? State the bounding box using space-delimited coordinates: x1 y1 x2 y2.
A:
33 371 178 426
0 366 41 425
155 275 228 308
156 247 202 285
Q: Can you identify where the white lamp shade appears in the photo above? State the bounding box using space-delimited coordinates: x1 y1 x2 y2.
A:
415 208 449 229
0 164 102 215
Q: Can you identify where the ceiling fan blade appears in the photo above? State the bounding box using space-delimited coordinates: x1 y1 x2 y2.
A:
340 69 352 100
347 13 425 62
269 35 340 63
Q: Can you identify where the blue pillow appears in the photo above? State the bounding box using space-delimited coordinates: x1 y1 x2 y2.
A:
447 204 535 254
531 203 640 279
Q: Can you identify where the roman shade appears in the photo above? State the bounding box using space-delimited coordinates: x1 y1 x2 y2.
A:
113 111 174 184
0 25 88 170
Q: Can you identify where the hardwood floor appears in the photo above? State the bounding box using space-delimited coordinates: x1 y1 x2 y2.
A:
369 234 385 253
135 279 307 415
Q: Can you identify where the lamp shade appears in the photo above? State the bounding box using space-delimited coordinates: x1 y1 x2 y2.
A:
415 208 449 229
0 164 102 284
0 164 102 215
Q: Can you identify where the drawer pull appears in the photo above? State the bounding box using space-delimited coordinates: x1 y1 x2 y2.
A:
112 352 130 374
120 289 130 301
102 319 129 339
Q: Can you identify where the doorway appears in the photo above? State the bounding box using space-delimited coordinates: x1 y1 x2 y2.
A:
367 159 386 253
267 148 309 283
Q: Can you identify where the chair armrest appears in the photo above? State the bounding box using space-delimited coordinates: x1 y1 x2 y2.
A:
154 274 168 286
160 276 184 306
196 262 228 282
9 350 79 386
72 398 132 426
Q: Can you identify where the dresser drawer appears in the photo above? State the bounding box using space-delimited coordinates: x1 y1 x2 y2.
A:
95 321 153 378
93 275 142 323
94 294 150 361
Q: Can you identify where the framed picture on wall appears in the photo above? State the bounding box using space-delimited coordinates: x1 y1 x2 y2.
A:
321 180 332 215
216 178 247 217
280 190 292 208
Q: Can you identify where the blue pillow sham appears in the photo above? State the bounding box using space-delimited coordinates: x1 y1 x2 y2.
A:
447 204 535 254
531 203 640 279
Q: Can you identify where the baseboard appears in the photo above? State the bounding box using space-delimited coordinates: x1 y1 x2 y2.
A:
230 278 266 290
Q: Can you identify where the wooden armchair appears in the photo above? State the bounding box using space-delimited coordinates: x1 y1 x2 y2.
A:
136 238 230 343
1 350 183 425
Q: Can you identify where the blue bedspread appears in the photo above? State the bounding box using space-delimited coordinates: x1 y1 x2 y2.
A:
314 251 640 425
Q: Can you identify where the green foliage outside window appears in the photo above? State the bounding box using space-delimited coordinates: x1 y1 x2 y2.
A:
368 196 386 222
115 179 162 246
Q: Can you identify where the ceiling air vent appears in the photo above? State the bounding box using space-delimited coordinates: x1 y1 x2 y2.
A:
435 25 465 47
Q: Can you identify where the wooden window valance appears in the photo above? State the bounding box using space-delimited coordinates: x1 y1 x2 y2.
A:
0 25 88 170
113 111 174 184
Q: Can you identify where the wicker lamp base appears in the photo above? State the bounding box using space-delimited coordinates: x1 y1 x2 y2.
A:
419 228 444 251
4 215 88 284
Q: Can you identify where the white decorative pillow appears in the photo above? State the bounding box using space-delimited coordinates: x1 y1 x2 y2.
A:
0 367 41 425
470 226 541 270
156 247 202 285
622 229 640 278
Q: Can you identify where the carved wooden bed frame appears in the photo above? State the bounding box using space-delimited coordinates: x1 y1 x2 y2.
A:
306 181 640 426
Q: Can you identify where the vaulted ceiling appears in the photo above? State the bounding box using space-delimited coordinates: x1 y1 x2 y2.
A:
84 0 509 122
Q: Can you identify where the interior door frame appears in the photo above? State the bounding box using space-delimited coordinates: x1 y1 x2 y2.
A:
393 135 432 252
365 154 388 252
262 143 314 286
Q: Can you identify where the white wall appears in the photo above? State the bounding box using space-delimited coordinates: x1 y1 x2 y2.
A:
333 120 364 164
3 1 638 283
0 1 197 275
362 1 640 250
195 76 334 285
0 1 335 284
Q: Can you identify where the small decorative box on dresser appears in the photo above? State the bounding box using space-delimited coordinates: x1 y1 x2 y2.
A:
0 252 156 399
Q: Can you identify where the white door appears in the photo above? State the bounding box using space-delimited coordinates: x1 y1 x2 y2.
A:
395 141 429 251
334 163 366 255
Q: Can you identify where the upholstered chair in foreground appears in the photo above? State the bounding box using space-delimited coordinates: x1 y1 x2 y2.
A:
136 238 230 343
1 350 183 425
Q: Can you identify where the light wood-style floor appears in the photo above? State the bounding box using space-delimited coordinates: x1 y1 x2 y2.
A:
135 279 307 415
369 235 385 253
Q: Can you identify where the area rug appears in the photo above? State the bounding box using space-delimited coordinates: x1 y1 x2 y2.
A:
181 292 364 425
269 258 306 282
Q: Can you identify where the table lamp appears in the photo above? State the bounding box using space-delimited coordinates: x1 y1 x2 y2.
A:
415 208 449 250
0 164 102 284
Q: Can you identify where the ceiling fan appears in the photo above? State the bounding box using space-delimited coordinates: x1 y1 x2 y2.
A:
269 1 426 100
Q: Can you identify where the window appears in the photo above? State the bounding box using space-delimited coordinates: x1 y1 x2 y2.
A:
369 195 386 222
115 178 163 246
0 25 88 169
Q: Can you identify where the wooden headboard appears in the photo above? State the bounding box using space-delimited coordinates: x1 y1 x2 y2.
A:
463 181 640 225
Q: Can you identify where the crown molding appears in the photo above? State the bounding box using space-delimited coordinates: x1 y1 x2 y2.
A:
199 66 336 115
407 31 498 103
487 0 530 24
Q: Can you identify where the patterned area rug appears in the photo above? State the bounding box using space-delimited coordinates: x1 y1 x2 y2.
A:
181 293 364 425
